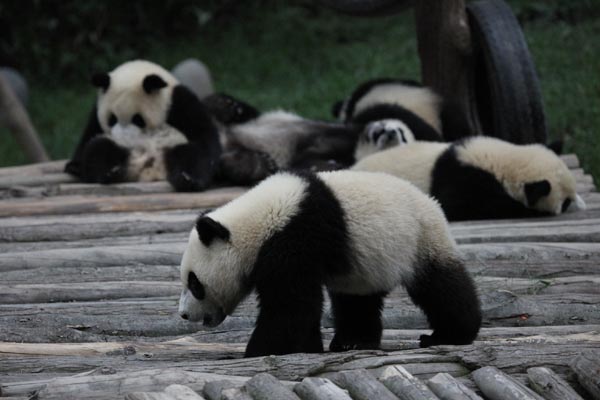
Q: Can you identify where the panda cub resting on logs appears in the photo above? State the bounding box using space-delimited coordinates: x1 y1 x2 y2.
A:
353 137 586 221
65 60 221 192
332 78 472 161
178 170 481 357
202 93 361 185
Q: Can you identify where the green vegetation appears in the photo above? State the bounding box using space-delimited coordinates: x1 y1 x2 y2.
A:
1 1 599 181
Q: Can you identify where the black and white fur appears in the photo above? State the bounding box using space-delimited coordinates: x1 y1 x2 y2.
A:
333 78 471 160
353 137 587 221
65 60 221 191
178 170 481 357
202 93 360 185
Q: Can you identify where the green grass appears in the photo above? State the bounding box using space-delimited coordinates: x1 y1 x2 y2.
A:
2 1 599 181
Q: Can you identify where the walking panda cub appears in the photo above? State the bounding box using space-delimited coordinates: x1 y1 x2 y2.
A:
178 170 481 357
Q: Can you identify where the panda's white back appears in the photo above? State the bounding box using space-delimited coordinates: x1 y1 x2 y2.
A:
353 83 443 132
318 170 456 294
352 141 450 193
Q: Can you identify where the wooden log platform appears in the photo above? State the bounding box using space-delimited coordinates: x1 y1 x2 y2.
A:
0 154 598 400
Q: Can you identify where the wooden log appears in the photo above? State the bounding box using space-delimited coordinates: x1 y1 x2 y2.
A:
4 240 600 281
4 268 598 305
472 366 544 400
4 334 599 398
2 264 179 285
0 209 196 242
244 373 301 400
570 350 600 400
0 232 187 253
0 181 174 199
379 365 439 400
0 173 75 188
427 373 483 400
0 243 187 272
331 369 399 400
203 380 241 400
452 218 600 244
381 324 600 345
125 392 177 400
0 281 180 304
165 384 207 400
293 377 353 400
0 159 65 176
1 289 599 343
460 242 600 278
527 367 584 400
220 388 252 400
32 370 250 400
0 186 244 217
0 72 49 162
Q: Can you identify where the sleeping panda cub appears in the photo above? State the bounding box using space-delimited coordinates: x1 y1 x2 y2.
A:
65 60 221 191
333 78 471 161
202 93 360 185
178 170 481 357
353 137 586 221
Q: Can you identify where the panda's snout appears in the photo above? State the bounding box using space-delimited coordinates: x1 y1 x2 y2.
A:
180 312 189 320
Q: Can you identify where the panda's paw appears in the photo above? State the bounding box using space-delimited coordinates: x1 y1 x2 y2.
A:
169 170 209 192
329 336 380 352
419 333 447 348
100 165 125 183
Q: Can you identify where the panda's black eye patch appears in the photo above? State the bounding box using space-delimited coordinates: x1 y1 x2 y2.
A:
561 198 572 213
108 113 117 127
188 271 205 300
132 114 146 129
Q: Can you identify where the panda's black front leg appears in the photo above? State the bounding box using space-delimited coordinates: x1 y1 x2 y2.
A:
164 143 218 192
245 281 324 357
328 291 386 352
81 136 130 184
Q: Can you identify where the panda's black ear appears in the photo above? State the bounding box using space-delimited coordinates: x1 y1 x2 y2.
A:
91 72 110 91
331 100 344 119
547 140 563 155
524 180 551 206
196 216 230 246
143 74 168 94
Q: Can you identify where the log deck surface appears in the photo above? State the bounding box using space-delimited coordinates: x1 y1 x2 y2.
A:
0 156 599 400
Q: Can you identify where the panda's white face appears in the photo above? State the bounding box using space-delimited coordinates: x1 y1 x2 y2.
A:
456 137 586 215
95 60 178 140
354 119 415 161
178 223 248 327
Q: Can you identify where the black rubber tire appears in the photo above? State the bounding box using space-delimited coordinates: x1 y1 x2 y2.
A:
319 0 412 16
467 0 547 144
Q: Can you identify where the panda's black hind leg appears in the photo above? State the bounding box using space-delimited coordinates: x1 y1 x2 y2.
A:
405 257 481 348
328 291 386 352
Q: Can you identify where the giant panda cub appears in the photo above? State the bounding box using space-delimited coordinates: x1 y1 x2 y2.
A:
333 78 471 161
65 60 221 192
353 137 587 221
202 93 360 185
178 170 481 357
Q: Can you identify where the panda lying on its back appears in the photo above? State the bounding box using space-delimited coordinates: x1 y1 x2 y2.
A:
203 93 361 185
353 137 586 221
65 60 221 192
178 170 481 357
333 78 472 161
